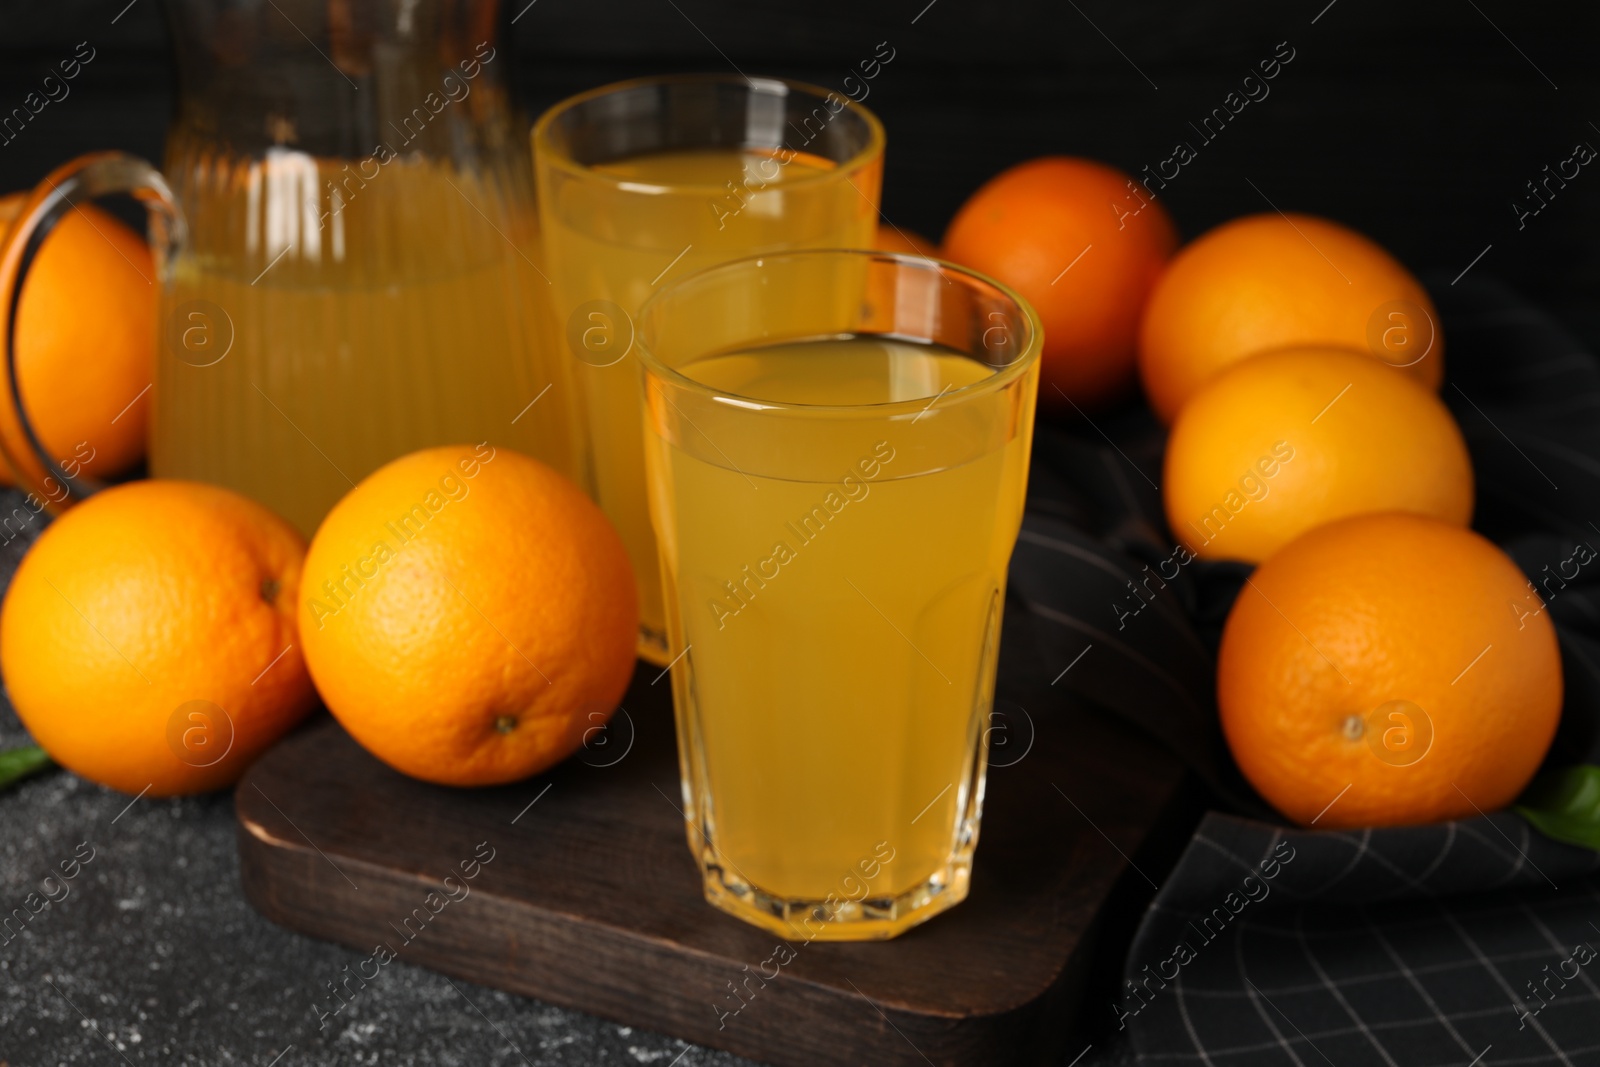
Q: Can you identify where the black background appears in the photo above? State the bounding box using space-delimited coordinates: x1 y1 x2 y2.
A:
2 0 1598 345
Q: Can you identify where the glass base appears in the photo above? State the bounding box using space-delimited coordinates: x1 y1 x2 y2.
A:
698 851 972 942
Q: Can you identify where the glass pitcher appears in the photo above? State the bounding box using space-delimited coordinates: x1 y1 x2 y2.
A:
0 0 581 535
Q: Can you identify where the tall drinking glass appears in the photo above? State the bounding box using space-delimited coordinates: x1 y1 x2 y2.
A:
533 76 885 664
638 250 1041 940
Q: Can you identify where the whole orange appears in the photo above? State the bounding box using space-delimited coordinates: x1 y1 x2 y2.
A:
942 157 1176 409
1164 347 1473 563
298 444 637 786
1139 213 1443 423
1218 513 1562 829
0 481 315 795
0 191 154 486
873 225 937 258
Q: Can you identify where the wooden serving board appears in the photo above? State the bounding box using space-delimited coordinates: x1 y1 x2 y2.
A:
236 614 1192 1067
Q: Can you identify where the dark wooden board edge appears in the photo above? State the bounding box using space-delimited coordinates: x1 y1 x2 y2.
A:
239 813 1090 1066
235 611 1200 1067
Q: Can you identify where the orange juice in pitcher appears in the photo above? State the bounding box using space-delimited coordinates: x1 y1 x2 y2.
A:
0 1 582 535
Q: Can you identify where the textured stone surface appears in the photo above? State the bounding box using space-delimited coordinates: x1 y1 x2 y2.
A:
0 491 1134 1066
0 492 1139 1067
0 763 756 1066
0 495 751 1066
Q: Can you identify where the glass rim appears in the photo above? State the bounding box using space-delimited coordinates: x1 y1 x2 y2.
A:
635 248 1043 417
530 73 886 196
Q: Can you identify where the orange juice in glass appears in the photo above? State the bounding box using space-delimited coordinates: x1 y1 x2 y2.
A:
638 250 1041 939
533 75 884 663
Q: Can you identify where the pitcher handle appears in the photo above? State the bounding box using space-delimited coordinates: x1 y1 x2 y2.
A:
0 151 183 512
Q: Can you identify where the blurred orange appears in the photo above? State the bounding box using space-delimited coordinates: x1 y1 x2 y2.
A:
1218 513 1561 829
1138 212 1442 423
942 156 1176 409
1164 347 1473 562
873 225 937 258
1 480 316 795
0 191 154 486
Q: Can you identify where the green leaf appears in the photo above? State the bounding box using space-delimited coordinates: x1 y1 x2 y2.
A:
1517 765 1600 851
0 745 53 792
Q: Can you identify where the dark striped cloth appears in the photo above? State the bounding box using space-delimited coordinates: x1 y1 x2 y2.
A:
1007 276 1600 1065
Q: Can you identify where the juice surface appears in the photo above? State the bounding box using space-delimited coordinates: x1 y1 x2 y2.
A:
651 336 1028 902
155 155 573 536
542 146 876 660
591 146 838 187
683 339 993 404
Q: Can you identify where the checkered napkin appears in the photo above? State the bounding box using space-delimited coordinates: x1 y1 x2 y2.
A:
1118 814 1600 1065
1006 275 1600 1064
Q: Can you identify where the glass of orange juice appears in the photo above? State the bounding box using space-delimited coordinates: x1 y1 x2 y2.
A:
532 75 885 664
637 250 1041 940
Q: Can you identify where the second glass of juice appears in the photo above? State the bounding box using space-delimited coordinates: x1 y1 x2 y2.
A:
533 75 885 664
638 250 1041 940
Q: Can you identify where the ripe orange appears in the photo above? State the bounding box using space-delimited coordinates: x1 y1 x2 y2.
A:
0 191 154 487
942 156 1177 409
1138 213 1443 423
1218 513 1562 829
1164 347 1473 563
873 225 937 258
298 444 637 786
0 481 316 795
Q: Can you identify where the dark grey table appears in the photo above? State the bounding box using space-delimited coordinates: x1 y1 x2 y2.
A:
0 494 746 1066
0 489 1134 1066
